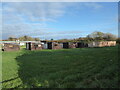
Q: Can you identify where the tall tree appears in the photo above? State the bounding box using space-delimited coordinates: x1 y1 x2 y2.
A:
19 35 34 41
34 38 40 41
87 31 104 38
8 37 14 41
104 33 117 41
86 31 117 41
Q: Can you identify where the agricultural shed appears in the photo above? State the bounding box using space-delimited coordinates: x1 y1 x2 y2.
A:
62 42 77 49
47 42 63 49
2 43 20 51
26 42 43 50
88 41 116 47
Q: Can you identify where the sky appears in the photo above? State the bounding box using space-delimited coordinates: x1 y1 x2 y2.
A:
1 2 118 40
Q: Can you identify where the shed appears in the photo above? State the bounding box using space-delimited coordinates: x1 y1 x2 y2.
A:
47 42 63 49
26 42 43 50
88 41 116 47
2 43 20 51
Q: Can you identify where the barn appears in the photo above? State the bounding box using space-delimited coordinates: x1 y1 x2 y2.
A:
62 42 88 49
63 42 77 49
47 42 63 49
2 43 20 51
88 41 116 47
26 42 43 50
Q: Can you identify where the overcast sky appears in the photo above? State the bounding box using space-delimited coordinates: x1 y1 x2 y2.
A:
1 2 118 40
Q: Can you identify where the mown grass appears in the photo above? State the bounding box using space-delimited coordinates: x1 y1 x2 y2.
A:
2 46 119 88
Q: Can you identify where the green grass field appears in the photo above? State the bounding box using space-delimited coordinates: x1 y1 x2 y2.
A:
2 46 119 88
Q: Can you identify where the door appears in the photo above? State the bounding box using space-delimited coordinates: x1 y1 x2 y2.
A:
47 42 52 49
63 42 69 48
28 42 31 50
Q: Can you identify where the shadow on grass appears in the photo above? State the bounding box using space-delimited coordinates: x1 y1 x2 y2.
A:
15 47 119 88
16 49 77 88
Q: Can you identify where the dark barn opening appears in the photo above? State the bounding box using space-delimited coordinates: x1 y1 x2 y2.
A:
47 42 52 49
26 42 31 50
28 42 31 50
77 42 84 48
63 42 69 48
84 43 88 47
77 42 88 48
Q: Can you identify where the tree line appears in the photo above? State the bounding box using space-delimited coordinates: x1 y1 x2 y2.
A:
51 31 120 44
5 31 120 44
7 35 40 41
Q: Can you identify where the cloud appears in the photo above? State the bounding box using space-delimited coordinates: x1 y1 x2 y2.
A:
2 22 84 39
2 2 103 39
3 2 103 23
53 31 82 34
83 2 103 9
32 33 84 40
30 30 85 40
3 2 66 23
2 23 85 39
2 23 52 38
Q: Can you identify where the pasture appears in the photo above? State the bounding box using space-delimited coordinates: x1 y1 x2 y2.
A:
1 46 119 88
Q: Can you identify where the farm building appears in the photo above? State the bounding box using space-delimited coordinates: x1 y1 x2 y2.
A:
26 42 44 50
47 42 63 49
76 42 88 48
63 42 77 49
2 43 20 51
88 41 116 47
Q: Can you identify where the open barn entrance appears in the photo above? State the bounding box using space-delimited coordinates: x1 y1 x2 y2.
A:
26 42 31 50
63 42 69 48
47 42 52 49
77 43 84 48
